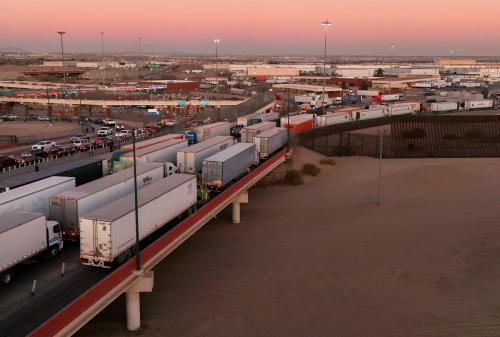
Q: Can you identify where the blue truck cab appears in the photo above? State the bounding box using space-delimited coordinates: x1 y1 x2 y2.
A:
185 131 197 145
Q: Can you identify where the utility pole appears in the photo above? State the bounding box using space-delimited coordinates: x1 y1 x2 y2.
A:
321 20 332 115
138 37 142 79
132 128 141 271
101 32 105 84
213 39 220 89
57 31 66 85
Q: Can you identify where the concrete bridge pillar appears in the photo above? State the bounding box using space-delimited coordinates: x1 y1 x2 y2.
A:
125 270 154 331
105 106 112 118
232 191 248 224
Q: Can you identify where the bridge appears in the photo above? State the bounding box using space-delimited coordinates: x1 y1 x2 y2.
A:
22 149 286 337
0 97 247 107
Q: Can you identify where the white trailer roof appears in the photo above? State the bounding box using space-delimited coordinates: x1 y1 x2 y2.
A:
0 176 74 206
177 136 233 154
81 174 195 222
121 139 185 158
195 121 232 132
254 127 286 138
242 122 275 131
204 143 254 163
0 211 43 233
54 162 163 200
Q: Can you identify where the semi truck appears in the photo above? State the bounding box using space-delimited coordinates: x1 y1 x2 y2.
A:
281 114 315 133
387 104 414 116
49 162 165 240
80 175 197 268
202 143 259 190
356 90 381 97
315 112 351 127
247 112 280 126
431 102 458 112
240 121 276 143
0 176 75 216
195 122 233 142
0 212 63 284
381 94 402 102
464 100 493 110
120 134 184 152
120 139 188 167
253 127 288 159
351 107 386 121
177 136 235 174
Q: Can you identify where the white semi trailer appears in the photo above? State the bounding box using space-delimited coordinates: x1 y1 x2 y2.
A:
195 122 233 142
49 162 165 240
0 176 75 216
253 127 288 159
80 174 197 268
0 212 63 284
240 121 276 143
177 136 235 174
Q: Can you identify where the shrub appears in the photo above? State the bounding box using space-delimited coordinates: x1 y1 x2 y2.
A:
302 164 321 176
319 158 337 166
282 169 303 185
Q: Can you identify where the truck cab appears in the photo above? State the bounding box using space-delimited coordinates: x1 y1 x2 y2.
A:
47 220 64 255
185 131 197 145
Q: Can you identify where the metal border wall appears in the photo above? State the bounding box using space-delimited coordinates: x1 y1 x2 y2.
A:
28 149 286 337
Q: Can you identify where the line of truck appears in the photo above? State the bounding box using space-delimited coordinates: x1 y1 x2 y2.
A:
0 118 288 282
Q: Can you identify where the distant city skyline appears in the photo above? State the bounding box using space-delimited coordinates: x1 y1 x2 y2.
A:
1 0 499 56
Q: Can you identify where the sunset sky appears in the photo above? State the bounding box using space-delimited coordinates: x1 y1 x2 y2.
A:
1 0 499 56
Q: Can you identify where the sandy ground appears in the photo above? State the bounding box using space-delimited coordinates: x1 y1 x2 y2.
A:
77 149 500 337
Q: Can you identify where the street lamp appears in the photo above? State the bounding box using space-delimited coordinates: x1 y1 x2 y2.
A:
321 20 332 115
213 39 220 86
57 31 66 85
101 32 105 83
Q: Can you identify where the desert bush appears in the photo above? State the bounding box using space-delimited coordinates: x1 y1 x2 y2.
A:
319 158 337 166
282 169 303 185
302 164 321 177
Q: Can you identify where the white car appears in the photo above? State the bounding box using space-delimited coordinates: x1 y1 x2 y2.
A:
32 140 56 152
37 116 50 121
97 127 114 137
103 118 116 127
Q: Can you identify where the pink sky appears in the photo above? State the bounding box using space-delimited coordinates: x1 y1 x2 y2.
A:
1 0 499 55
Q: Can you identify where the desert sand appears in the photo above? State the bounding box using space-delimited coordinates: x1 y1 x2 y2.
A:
77 148 500 337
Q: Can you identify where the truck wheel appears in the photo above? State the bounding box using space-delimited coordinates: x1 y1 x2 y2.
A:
49 246 59 257
1 273 11 284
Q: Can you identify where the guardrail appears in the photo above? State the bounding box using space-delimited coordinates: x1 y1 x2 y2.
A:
28 149 286 337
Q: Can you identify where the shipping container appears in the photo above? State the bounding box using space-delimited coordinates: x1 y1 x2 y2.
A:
120 134 184 151
0 176 75 216
80 175 197 268
254 128 287 159
431 102 458 112
177 136 235 173
315 112 352 127
356 90 381 97
49 162 165 240
247 112 280 126
0 212 62 284
202 143 258 190
281 114 315 133
351 108 385 121
381 94 401 102
195 122 233 142
120 139 188 166
240 121 276 143
464 100 493 110
387 104 413 116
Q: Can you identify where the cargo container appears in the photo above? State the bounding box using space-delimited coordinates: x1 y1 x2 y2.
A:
49 162 164 240
461 82 482 88
237 113 260 127
120 139 188 166
0 212 62 284
356 90 381 97
387 104 413 116
412 82 433 88
281 114 315 133
240 121 276 143
80 175 197 268
195 122 233 142
351 108 385 121
177 136 235 173
253 128 287 159
0 176 75 216
315 112 352 127
464 100 493 110
381 94 401 102
431 102 458 112
341 95 361 105
120 134 184 151
202 143 259 190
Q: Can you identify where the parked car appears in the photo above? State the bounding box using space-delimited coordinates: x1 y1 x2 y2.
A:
97 127 113 137
2 114 18 121
93 137 115 148
37 116 50 121
143 126 158 135
15 154 39 166
158 119 176 127
28 149 50 158
115 129 132 138
0 155 17 169
71 138 91 151
134 129 147 139
70 133 91 142
32 140 56 152
103 118 117 127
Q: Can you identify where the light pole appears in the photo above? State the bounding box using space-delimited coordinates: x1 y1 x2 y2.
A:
132 128 141 271
57 31 66 84
78 85 83 131
101 32 105 83
321 20 332 115
213 39 220 86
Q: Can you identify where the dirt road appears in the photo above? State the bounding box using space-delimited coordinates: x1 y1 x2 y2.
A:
77 150 500 337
